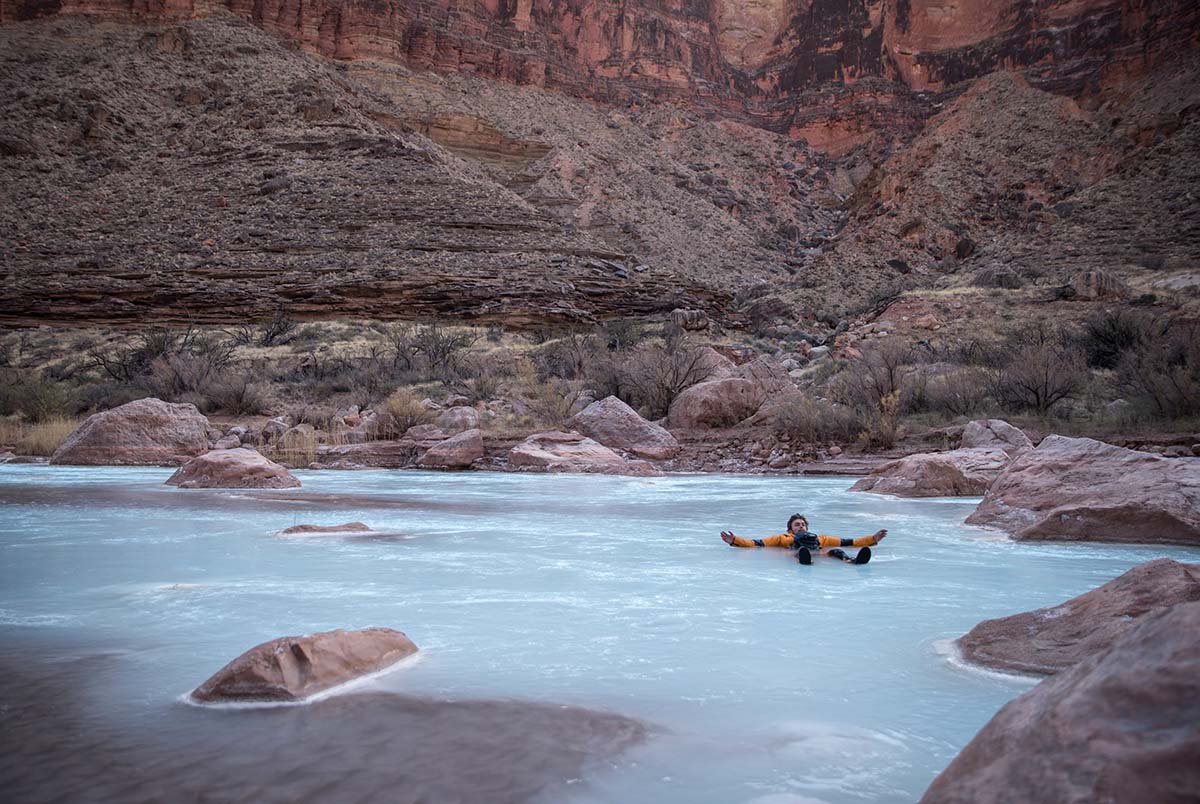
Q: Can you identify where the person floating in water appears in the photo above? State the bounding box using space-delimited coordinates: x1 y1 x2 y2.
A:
720 513 886 565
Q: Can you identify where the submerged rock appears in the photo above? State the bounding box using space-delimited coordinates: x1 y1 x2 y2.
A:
418 428 484 469
957 558 1200 675
191 627 419 703
965 435 1200 544
50 398 209 466
570 396 681 459
850 448 1010 497
279 522 373 535
922 601 1200 803
166 448 300 489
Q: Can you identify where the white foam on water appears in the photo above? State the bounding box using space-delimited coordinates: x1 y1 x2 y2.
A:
933 638 1041 685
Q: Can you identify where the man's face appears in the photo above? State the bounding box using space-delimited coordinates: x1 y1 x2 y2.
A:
790 518 808 534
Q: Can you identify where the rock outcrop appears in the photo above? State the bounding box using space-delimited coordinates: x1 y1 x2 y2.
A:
667 356 791 430
965 436 1200 545
166 448 301 489
959 419 1032 453
190 627 418 703
850 448 1010 497
418 428 484 469
570 396 680 460
507 430 652 474
922 601 1200 804
434 406 480 434
50 398 209 466
957 558 1200 676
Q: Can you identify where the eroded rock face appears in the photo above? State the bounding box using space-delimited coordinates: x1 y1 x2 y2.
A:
50 398 210 466
570 396 680 459
418 428 484 469
667 378 763 429
850 448 1010 497
958 558 1200 675
191 627 418 703
965 435 1200 545
959 419 1031 453
508 430 652 474
166 448 301 489
921 601 1200 804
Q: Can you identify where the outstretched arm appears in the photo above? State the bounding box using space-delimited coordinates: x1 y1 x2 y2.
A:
720 531 795 548
815 529 887 549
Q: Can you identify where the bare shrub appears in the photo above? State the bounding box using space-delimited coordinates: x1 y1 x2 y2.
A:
608 341 713 419
523 378 584 428
373 389 435 439
1078 309 1157 369
412 323 478 378
831 341 912 412
530 332 597 381
992 342 1087 415
926 368 990 416
255 308 297 346
0 372 78 422
772 396 861 443
209 373 270 415
1117 321 1200 418
858 391 902 449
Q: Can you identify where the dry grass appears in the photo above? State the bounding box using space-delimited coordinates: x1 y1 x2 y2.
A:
0 416 80 456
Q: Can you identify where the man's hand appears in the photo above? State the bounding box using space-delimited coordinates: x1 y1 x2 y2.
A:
720 531 736 546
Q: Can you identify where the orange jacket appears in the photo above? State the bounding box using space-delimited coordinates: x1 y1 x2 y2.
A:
728 530 880 549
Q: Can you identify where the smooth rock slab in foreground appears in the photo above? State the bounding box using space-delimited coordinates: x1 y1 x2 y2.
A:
850 448 1010 497
166 448 300 489
50 397 210 465
957 558 1200 675
922 601 1200 803
965 435 1200 544
191 627 418 703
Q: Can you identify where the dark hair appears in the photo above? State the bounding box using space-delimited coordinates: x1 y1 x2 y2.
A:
787 513 808 531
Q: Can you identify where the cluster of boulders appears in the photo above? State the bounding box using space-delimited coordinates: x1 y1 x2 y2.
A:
924 559 1200 802
853 418 1200 547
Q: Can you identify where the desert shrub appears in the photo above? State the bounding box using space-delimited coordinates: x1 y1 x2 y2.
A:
530 333 597 381
926 368 990 416
255 308 297 346
373 389 435 438
285 404 339 430
522 377 584 428
992 341 1088 415
773 396 861 443
209 373 271 415
270 426 318 466
600 318 646 351
830 341 912 412
0 371 78 422
858 391 902 449
1116 321 1200 418
1078 309 1157 369
411 323 477 378
601 341 713 419
90 326 234 386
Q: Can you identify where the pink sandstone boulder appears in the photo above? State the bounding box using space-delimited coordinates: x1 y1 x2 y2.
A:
165 448 301 489
279 522 373 535
965 435 1200 545
570 396 681 459
435 406 480 434
850 448 1010 497
508 430 653 474
667 378 764 429
190 627 418 703
921 601 1200 804
959 419 1032 453
957 558 1200 675
418 428 484 469
50 397 210 465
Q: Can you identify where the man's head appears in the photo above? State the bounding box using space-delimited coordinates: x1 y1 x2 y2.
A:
787 514 808 534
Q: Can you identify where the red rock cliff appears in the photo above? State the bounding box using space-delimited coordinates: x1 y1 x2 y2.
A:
2 0 1195 147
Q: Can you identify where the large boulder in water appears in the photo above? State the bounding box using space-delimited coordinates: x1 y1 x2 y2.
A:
959 419 1032 453
570 396 680 459
50 397 210 465
957 558 1200 675
508 430 654 474
965 435 1200 545
850 448 1010 497
921 601 1200 804
191 627 418 703
418 428 484 469
166 448 300 489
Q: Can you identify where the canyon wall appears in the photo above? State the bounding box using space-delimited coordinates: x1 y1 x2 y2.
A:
3 0 1196 150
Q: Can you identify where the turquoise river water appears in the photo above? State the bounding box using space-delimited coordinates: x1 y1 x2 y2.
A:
2 465 1197 803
